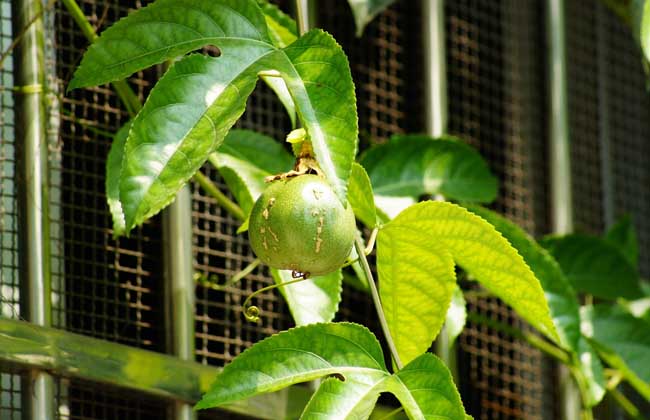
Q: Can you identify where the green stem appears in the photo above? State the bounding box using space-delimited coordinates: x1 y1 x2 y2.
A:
193 171 246 222
60 0 141 117
608 387 644 420
466 312 570 365
377 406 405 420
354 234 403 370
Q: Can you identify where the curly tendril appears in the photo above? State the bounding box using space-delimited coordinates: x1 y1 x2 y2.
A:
242 272 311 323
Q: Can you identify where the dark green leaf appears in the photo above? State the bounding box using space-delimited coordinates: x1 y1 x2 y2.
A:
209 129 293 214
106 121 131 237
347 0 398 37
466 206 580 351
120 51 267 231
360 135 497 219
378 202 558 364
195 323 388 410
605 215 639 267
69 0 270 90
348 163 377 228
272 269 342 326
541 234 643 300
581 304 650 399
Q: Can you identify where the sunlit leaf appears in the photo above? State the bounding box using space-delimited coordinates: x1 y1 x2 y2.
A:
466 206 580 351
196 322 466 418
445 286 467 348
106 121 131 237
541 234 643 300
348 163 377 228
361 135 497 219
378 201 558 364
272 269 342 326
581 304 650 399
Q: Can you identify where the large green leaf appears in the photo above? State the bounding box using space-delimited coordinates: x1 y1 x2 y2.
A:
605 215 639 267
348 163 378 228
119 50 268 230
196 322 466 418
272 269 342 326
196 323 388 410
209 129 293 214
70 1 357 233
360 135 497 219
581 304 650 399
347 0 398 37
69 0 271 90
541 234 644 300
378 202 558 364
106 121 131 238
466 206 580 351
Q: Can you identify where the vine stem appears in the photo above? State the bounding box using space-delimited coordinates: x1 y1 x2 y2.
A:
354 234 403 370
60 0 142 117
193 171 245 222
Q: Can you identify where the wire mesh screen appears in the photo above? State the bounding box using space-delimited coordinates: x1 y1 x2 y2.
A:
51 0 164 350
0 1 21 418
567 0 650 279
446 1 555 418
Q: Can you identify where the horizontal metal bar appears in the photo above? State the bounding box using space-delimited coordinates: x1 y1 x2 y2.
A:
0 317 310 419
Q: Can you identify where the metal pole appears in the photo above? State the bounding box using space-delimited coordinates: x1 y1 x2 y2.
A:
547 1 581 419
423 0 448 138
163 186 196 420
12 0 55 418
422 0 456 381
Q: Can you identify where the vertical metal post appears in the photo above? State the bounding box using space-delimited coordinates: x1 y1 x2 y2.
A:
423 0 456 382
547 1 581 419
423 0 448 138
163 186 195 420
294 0 317 35
12 0 55 419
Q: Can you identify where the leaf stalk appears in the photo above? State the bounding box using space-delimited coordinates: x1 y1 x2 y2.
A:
193 171 246 222
354 233 403 370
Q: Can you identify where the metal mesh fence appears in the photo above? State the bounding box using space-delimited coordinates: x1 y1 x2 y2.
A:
52 0 164 350
0 1 21 417
445 1 555 418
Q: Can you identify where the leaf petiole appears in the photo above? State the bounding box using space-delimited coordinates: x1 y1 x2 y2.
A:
354 232 403 370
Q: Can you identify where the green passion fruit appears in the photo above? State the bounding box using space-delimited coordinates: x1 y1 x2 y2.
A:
249 174 356 276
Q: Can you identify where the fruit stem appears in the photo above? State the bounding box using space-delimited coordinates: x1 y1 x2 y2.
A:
354 234 403 370
193 171 246 222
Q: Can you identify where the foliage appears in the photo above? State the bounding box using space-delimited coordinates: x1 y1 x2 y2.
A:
71 0 650 418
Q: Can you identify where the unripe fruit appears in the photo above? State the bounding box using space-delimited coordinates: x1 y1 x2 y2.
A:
249 175 356 276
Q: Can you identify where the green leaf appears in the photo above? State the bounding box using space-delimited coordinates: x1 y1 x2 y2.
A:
69 0 271 90
445 286 467 348
106 121 131 237
275 30 358 204
119 51 268 231
196 322 389 410
581 304 650 399
256 0 297 48
541 234 644 300
348 163 377 228
115 28 356 233
466 206 580 351
272 269 342 326
605 215 639 267
347 0 398 37
261 73 297 128
630 0 650 64
360 135 497 219
385 353 466 420
572 338 606 407
300 375 382 420
209 129 293 214
378 202 558 364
